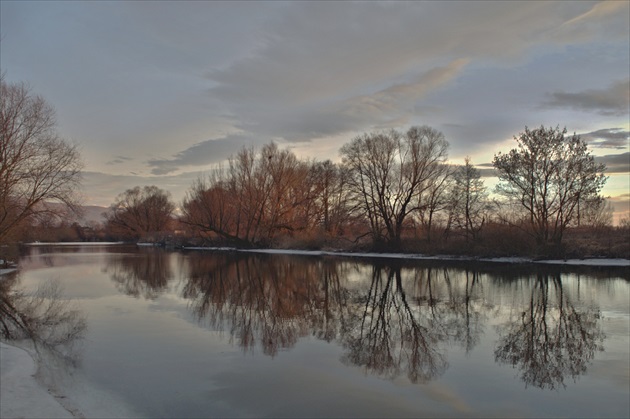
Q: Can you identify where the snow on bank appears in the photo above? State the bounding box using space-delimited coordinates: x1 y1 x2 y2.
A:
184 247 630 267
0 342 73 418
0 259 17 277
24 241 124 246
537 258 630 267
1 341 143 419
0 268 17 276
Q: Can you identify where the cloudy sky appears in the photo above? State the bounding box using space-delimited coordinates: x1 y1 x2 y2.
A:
1 1 628 218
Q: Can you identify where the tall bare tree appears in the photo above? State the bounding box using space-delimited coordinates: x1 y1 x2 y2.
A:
0 76 83 243
493 126 607 246
340 126 449 250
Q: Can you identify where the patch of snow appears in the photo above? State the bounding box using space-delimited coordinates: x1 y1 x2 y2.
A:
478 257 537 264
24 242 125 246
184 246 237 251
0 268 17 276
1 341 143 419
0 342 73 418
537 258 630 267
183 247 629 267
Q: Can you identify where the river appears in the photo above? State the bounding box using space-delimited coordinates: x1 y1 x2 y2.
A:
2 244 629 418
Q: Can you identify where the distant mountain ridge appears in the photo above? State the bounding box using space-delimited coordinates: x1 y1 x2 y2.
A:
76 205 109 225
36 203 109 226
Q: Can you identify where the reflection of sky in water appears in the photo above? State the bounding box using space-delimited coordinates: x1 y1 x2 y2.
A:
11 245 630 418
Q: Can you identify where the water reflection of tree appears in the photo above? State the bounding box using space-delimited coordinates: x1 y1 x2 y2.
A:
340 264 448 383
443 269 489 353
0 274 86 363
494 274 604 390
181 255 488 384
182 254 351 356
340 264 488 383
104 249 173 299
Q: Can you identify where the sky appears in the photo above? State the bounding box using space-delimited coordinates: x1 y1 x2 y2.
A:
1 1 629 220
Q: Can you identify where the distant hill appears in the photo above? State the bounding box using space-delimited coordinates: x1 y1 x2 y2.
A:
34 202 109 226
76 205 109 226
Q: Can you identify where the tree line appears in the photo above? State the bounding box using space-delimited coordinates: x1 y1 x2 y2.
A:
1 76 621 257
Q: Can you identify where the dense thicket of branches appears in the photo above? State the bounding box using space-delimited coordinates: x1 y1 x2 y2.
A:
0 77 83 243
182 143 351 246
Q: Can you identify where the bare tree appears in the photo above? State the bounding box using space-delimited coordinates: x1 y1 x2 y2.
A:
448 157 489 242
415 161 452 242
340 126 449 250
309 160 352 235
0 76 83 243
183 143 321 246
258 142 311 242
576 196 613 229
105 186 174 241
493 126 607 246
182 171 248 245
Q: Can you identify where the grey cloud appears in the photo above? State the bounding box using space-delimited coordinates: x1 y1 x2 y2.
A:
208 1 617 107
196 1 630 159
237 59 469 143
543 79 630 116
581 128 629 149
82 171 204 206
147 58 467 176
555 1 630 43
477 167 499 178
341 59 469 119
439 117 525 160
608 194 630 221
146 134 269 175
206 2 596 142
106 156 133 165
609 193 630 202
562 1 629 27
474 162 498 178
596 152 630 174
476 153 629 176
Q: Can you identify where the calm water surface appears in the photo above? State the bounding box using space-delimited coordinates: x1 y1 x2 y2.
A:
6 244 630 418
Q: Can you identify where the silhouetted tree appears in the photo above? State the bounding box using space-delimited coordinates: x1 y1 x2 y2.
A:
183 143 322 246
448 157 490 242
493 126 607 246
105 186 174 241
0 76 83 243
309 160 352 234
340 126 449 250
